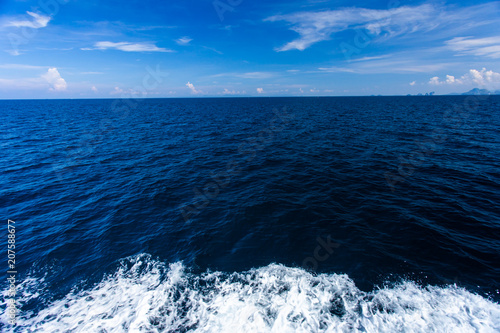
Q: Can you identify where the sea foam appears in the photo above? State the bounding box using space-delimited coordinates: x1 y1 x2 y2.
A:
1 254 499 332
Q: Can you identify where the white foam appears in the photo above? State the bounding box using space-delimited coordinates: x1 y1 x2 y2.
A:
2 254 499 332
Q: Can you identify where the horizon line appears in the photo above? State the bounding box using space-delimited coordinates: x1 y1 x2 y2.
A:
2 94 499 101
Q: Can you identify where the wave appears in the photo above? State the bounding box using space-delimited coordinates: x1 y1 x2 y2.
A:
2 254 499 332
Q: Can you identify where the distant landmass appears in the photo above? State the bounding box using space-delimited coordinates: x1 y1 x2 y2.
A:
460 88 500 95
407 88 500 96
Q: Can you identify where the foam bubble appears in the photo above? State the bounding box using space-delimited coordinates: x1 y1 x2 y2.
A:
2 254 499 332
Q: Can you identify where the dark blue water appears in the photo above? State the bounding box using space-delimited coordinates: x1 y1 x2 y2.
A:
1 96 499 331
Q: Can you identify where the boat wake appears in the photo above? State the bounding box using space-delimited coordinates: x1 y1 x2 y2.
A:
1 254 499 332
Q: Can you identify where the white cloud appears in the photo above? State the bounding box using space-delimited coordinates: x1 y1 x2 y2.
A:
428 68 500 88
429 75 462 85
110 86 148 96
0 67 68 92
256 87 264 93
41 68 67 91
467 68 500 86
265 3 499 52
175 36 192 45
5 11 51 29
186 82 201 94
82 41 173 52
409 81 416 86
445 75 457 84
429 77 441 85
111 87 123 95
91 86 98 93
221 88 241 95
221 88 246 95
446 36 500 59
265 4 438 51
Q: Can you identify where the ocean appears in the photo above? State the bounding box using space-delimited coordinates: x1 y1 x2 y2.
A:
0 96 499 332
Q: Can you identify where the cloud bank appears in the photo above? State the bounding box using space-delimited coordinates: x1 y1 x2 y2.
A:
429 68 500 87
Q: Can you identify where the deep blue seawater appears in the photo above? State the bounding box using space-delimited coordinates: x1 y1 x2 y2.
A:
1 96 499 332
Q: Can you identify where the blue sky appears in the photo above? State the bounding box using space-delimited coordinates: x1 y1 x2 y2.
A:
0 0 499 98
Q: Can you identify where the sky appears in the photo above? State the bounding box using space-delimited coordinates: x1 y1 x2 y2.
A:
0 0 499 98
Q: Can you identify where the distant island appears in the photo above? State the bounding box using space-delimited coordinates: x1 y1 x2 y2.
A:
459 88 500 95
407 88 500 96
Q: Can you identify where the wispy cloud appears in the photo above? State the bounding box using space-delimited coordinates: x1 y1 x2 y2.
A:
209 72 275 79
4 11 51 29
202 46 223 55
186 82 201 94
0 77 46 90
351 55 391 62
238 72 274 79
82 41 174 52
446 36 500 59
0 64 47 70
175 36 192 45
134 25 176 31
265 3 499 52
318 56 449 74
265 4 438 51
318 67 357 73
6 49 22 56
256 87 264 93
429 68 500 88
72 21 175 34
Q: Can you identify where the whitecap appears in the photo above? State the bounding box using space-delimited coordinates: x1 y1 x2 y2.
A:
1 254 499 332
